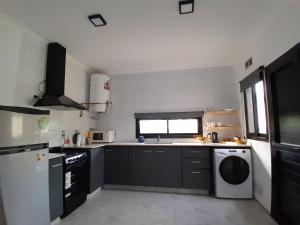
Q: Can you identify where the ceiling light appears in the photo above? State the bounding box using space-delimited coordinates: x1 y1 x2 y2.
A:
179 0 194 14
88 14 107 27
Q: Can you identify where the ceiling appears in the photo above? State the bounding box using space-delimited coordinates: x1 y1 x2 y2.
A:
0 0 283 74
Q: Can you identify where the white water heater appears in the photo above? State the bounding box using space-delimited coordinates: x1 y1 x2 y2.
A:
89 74 110 112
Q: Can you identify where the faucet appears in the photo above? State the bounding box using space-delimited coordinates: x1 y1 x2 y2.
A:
156 135 161 143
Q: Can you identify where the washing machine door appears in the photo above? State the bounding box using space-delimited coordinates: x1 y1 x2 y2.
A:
219 156 249 185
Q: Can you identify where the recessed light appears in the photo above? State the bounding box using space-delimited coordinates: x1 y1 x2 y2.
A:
179 0 194 14
88 14 107 27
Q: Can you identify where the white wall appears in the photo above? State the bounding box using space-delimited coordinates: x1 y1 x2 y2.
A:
0 14 95 147
234 1 300 212
96 67 239 142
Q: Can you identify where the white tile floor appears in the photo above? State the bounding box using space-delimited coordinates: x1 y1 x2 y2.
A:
58 189 277 225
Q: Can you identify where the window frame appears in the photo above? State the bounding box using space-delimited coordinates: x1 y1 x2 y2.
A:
135 112 203 138
240 66 269 141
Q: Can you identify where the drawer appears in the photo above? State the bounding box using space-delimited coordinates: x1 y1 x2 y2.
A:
182 158 209 169
182 168 210 189
182 147 210 158
49 157 63 168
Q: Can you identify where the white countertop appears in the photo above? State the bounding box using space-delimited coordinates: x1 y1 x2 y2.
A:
62 142 250 149
48 153 65 160
63 144 106 149
108 142 250 147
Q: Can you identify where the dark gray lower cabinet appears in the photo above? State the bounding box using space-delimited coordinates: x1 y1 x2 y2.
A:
104 147 129 185
130 148 155 186
104 146 211 190
182 168 210 189
89 147 104 193
129 147 181 188
49 157 63 221
182 147 211 190
153 148 181 188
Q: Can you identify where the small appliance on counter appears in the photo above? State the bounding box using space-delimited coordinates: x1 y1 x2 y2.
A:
72 130 82 146
207 132 219 143
90 130 115 143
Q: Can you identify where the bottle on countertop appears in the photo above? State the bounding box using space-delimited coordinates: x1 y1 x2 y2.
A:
62 131 66 146
76 134 81 147
73 130 80 145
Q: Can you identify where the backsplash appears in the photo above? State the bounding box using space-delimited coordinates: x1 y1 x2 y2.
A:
48 110 95 147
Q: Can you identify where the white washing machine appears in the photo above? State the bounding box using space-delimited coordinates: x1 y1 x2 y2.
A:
214 148 252 199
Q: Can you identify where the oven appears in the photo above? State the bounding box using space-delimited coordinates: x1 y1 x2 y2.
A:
62 152 88 217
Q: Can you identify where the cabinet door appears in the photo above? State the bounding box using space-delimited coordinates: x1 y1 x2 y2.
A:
89 147 104 193
266 44 300 146
182 168 210 189
49 157 63 221
104 147 129 185
153 148 181 188
129 148 155 186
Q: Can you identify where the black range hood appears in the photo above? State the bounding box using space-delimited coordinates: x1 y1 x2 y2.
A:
34 43 85 110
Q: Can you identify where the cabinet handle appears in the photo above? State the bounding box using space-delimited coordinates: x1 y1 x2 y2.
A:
156 150 165 153
191 161 200 164
51 163 62 168
144 150 152 153
192 171 201 174
191 151 200 153
105 150 113 152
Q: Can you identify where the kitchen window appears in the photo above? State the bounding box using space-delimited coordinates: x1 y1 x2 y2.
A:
240 66 268 141
135 112 203 138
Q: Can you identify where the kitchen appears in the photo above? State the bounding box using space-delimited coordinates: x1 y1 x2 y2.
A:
0 1 300 225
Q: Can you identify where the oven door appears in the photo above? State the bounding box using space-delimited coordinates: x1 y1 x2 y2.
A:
91 132 106 143
63 159 88 217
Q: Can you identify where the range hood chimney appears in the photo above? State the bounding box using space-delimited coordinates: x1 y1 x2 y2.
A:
34 43 85 110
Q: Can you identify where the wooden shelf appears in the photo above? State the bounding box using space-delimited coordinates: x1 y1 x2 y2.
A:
205 126 240 131
205 110 239 115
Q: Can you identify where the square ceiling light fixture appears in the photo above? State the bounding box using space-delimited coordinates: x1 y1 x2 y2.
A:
179 0 194 14
88 13 107 27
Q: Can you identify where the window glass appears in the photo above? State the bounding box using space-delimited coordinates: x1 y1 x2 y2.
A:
245 87 255 133
168 119 198 134
139 120 167 134
255 81 267 134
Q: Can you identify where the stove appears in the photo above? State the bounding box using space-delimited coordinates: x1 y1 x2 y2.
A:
49 147 88 217
65 152 87 164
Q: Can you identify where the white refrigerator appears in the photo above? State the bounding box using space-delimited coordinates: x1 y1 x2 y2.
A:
0 106 51 225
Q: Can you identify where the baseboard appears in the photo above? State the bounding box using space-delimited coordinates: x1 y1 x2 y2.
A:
87 187 102 199
103 184 209 195
50 217 60 225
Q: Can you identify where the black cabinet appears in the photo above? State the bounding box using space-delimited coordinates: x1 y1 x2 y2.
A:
104 146 211 190
89 147 104 193
104 146 129 185
182 147 211 190
129 147 181 188
49 157 64 222
182 168 210 189
130 147 155 186
153 148 181 188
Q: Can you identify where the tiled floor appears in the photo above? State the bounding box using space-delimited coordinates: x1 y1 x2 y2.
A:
58 189 277 225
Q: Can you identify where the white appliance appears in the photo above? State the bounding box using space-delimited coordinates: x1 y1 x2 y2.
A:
91 130 115 143
89 74 110 113
0 106 50 225
214 148 252 199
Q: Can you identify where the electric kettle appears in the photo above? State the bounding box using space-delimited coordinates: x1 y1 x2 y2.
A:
207 132 219 143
